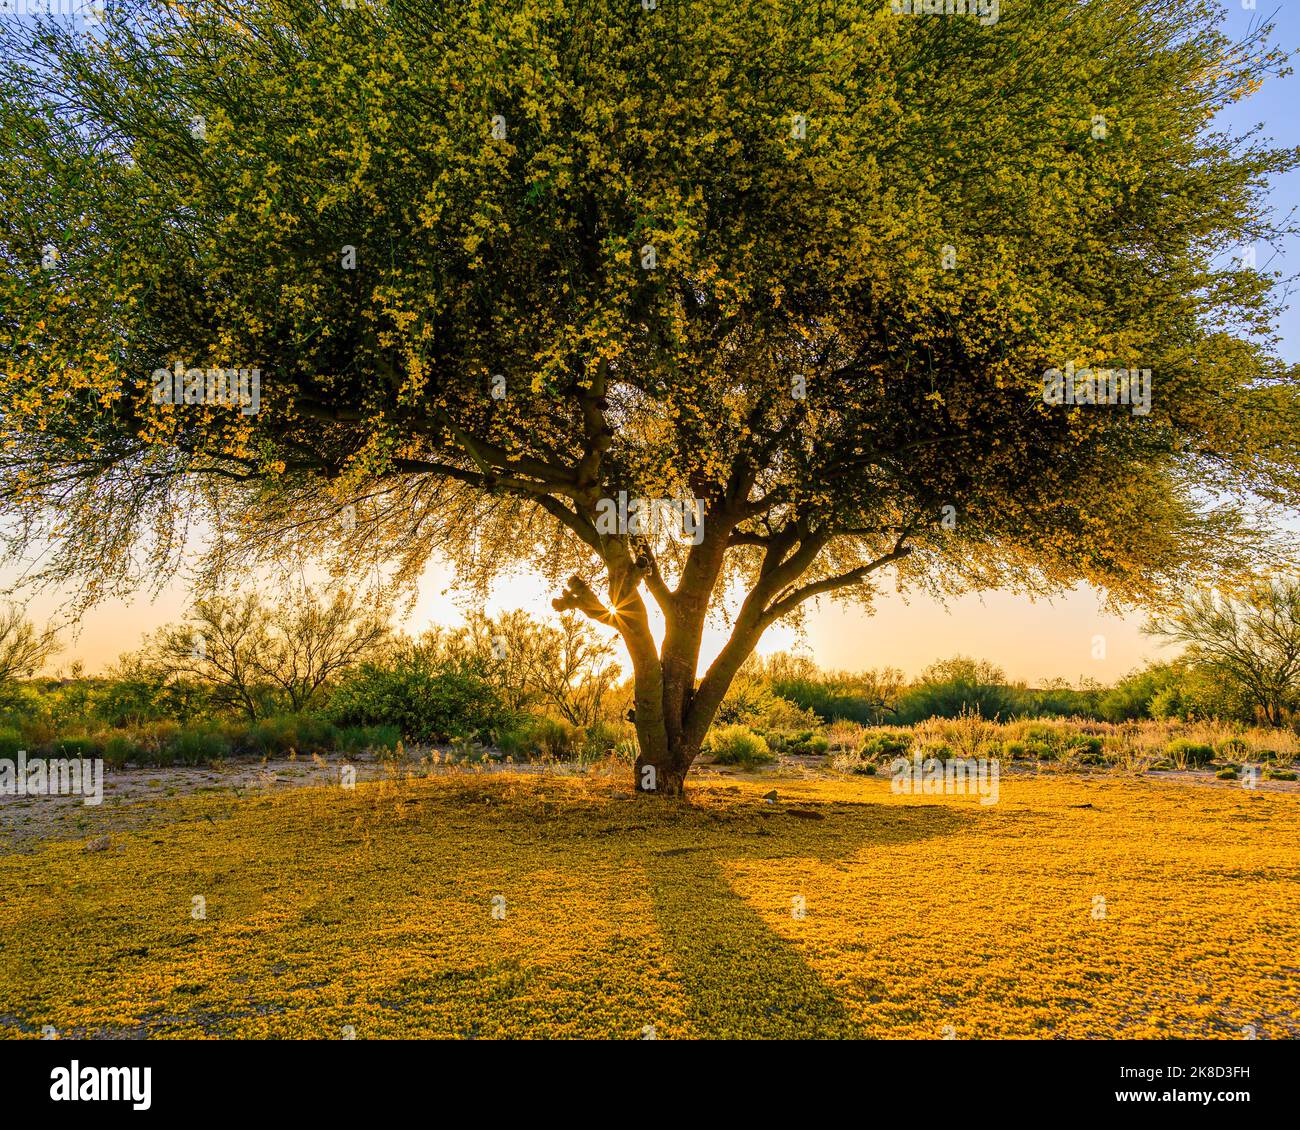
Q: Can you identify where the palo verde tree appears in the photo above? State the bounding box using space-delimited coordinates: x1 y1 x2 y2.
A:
2 1 1299 793
1150 577 1300 727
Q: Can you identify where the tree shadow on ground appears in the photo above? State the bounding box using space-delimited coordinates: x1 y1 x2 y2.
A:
644 796 969 1038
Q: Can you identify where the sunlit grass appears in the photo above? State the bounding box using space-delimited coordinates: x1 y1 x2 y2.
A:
1 771 1297 1038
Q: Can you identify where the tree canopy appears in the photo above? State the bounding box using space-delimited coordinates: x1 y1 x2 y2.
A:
2 0 1299 791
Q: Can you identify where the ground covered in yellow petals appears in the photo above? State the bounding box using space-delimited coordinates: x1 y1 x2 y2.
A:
1 771 1297 1039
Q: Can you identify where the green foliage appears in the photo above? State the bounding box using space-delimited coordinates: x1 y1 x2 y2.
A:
329 647 508 744
705 725 774 768
1218 737 1249 758
1 1 1297 788
858 731 912 763
1165 739 1215 769
1150 579 1300 726
336 724 401 755
52 734 104 759
533 717 581 760
166 724 229 766
245 714 340 756
898 657 1014 723
102 733 142 770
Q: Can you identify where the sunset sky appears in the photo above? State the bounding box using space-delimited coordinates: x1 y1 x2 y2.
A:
5 2 1297 685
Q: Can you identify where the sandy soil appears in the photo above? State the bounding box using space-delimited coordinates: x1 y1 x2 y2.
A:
1 751 1294 854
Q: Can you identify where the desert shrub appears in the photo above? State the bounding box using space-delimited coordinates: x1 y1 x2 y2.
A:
754 696 820 732
127 720 180 763
714 672 782 726
859 731 912 762
52 734 104 759
15 715 56 750
1216 766 1240 780
1165 738 1215 768
579 719 624 761
167 725 229 766
531 716 581 760
0 726 23 757
897 657 1014 723
246 714 339 756
916 742 956 763
495 714 580 760
102 733 142 769
1217 737 1249 758
825 720 865 753
336 724 400 754
705 724 774 767
1265 767 1298 781
329 654 507 743
767 729 829 756
495 722 533 761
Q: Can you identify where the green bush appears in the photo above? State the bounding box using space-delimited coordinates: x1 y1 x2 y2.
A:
1217 737 1249 758
329 654 507 743
1165 738 1215 768
1005 739 1054 761
895 657 1014 724
1066 734 1107 766
167 725 229 766
705 724 774 768
1265 767 1298 782
493 714 580 760
769 729 830 756
246 714 339 756
53 734 105 759
830 751 877 775
858 732 912 762
917 742 956 764
337 724 401 754
579 720 624 761
102 734 143 769
1216 766 1239 780
530 716 580 760
0 726 24 757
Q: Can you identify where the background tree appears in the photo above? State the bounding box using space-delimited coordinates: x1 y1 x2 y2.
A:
1149 578 1300 726
522 611 622 728
253 586 391 713
439 609 622 725
898 655 1014 723
0 604 59 687
147 586 388 718
150 593 267 720
2 1 1299 793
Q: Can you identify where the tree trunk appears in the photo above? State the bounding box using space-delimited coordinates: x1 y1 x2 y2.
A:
633 730 697 797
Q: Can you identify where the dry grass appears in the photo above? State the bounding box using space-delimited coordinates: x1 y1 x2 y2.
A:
1 768 1297 1039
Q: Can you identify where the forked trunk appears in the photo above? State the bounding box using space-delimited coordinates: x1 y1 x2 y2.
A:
632 734 697 797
